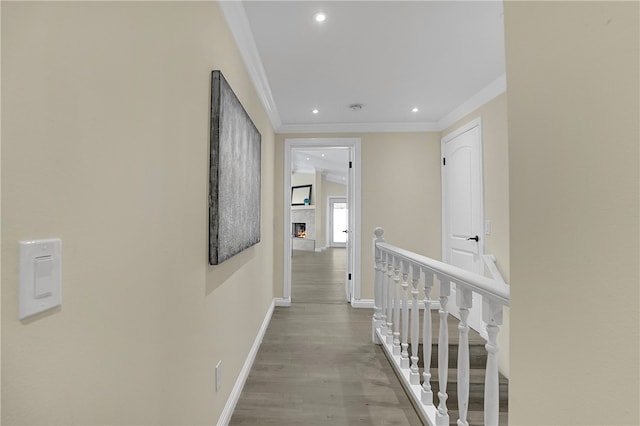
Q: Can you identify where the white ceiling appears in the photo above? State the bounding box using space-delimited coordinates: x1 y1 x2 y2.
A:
220 0 507 178
292 147 350 184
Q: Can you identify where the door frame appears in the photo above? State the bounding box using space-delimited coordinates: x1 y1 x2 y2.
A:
283 138 362 305
327 196 348 248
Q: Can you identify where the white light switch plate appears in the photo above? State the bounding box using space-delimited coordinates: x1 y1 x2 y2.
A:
484 220 492 236
19 239 62 320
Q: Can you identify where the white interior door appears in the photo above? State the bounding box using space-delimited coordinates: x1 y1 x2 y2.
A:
345 154 353 302
442 118 486 338
329 197 348 248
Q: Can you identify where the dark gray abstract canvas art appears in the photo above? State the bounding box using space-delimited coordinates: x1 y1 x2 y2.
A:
209 70 261 265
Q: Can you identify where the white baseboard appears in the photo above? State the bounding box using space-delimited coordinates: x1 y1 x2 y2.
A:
273 297 291 307
351 298 441 310
218 299 275 425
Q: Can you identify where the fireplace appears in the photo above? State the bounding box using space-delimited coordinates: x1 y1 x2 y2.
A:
292 222 306 238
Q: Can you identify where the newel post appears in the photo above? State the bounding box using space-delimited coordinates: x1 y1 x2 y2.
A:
372 227 385 343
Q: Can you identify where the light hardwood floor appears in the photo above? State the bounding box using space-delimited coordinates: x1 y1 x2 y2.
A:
230 248 423 425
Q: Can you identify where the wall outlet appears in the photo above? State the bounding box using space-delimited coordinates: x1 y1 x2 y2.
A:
215 361 222 392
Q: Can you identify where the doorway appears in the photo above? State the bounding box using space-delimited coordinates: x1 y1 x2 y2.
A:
283 138 361 305
441 118 486 338
328 197 348 248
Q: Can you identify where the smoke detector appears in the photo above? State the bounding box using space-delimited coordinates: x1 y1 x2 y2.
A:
349 103 363 111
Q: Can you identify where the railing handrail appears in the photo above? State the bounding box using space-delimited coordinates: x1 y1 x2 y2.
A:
372 227 509 425
483 254 507 285
376 241 510 306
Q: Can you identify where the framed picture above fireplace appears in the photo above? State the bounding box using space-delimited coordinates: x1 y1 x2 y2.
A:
291 184 312 206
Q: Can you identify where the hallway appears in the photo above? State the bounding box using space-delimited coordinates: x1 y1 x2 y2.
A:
230 248 422 425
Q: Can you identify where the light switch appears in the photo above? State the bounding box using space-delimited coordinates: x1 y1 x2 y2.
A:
34 256 54 298
19 239 62 320
484 219 492 236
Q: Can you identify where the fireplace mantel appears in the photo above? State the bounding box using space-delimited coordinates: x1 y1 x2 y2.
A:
292 238 315 251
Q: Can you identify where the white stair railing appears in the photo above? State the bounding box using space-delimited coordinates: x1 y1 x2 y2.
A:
372 227 510 426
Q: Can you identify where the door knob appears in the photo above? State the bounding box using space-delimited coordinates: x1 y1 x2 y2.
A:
342 230 348 233
466 235 479 242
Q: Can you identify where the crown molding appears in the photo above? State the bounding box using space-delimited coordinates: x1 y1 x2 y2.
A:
437 73 507 131
218 1 282 129
277 121 442 135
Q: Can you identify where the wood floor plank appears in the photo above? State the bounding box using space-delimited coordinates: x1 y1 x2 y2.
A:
230 249 423 425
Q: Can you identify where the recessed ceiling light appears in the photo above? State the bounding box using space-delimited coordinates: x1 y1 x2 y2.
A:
321 154 325 157
313 12 327 23
312 109 319 114
412 107 419 113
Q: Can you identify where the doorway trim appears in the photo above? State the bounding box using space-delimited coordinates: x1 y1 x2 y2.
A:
283 138 362 305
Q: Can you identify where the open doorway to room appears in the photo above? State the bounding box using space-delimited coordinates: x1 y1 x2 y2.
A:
283 138 361 305
328 196 348 248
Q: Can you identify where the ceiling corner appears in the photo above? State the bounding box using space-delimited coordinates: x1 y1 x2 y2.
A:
437 73 507 131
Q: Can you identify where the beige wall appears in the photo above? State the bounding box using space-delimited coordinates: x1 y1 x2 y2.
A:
325 180 347 198
442 93 510 377
505 1 639 424
1 2 274 424
291 172 314 187
275 132 441 300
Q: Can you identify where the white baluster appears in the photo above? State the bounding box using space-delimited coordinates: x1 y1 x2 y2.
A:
380 252 388 337
392 257 401 356
436 276 450 426
483 298 504 426
386 253 394 345
400 260 410 368
421 270 434 405
456 285 472 426
409 264 420 385
367 229 510 425
372 228 385 343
